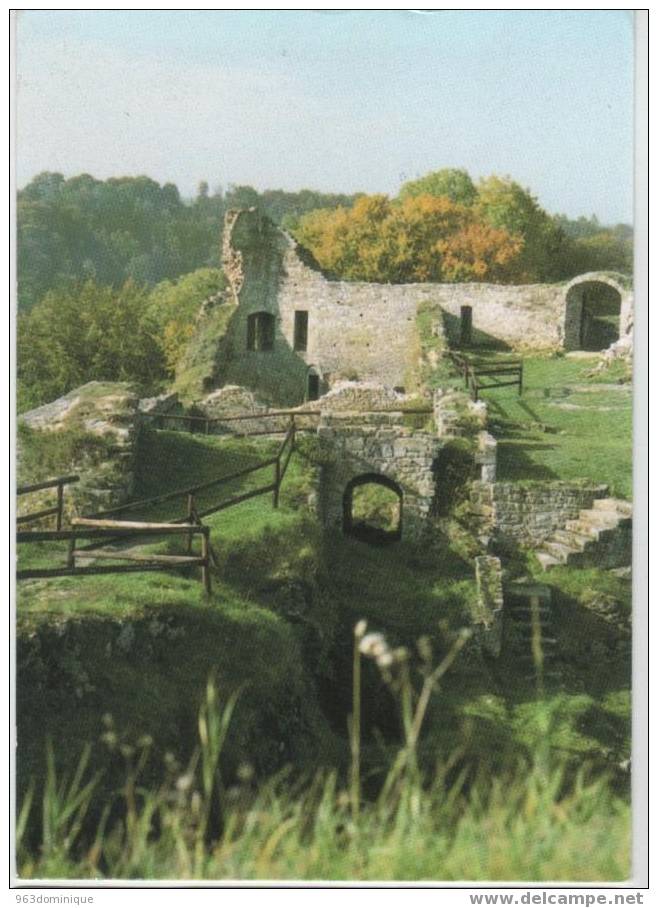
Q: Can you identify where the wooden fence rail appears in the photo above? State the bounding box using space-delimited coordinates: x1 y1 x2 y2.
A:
449 352 523 402
17 474 80 530
17 520 212 592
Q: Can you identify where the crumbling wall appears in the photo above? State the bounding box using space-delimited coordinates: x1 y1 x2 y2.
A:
220 210 607 407
18 381 141 516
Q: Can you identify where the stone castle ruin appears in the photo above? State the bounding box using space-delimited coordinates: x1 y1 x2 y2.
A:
213 208 633 407
20 208 633 576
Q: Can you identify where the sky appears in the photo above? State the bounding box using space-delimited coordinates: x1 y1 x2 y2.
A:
15 10 635 224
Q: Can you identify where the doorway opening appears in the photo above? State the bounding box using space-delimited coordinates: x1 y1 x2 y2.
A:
342 473 403 544
565 281 622 351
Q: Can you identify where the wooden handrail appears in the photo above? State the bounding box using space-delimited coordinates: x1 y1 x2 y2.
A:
17 520 211 591
85 457 278 518
17 475 79 495
17 474 80 530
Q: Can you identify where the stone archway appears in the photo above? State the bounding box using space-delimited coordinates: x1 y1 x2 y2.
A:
314 411 441 541
563 274 626 352
342 472 403 544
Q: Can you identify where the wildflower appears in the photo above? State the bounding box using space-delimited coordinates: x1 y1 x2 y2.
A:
101 731 117 748
359 632 389 660
137 734 153 749
417 636 432 662
176 773 193 792
376 650 394 669
119 744 134 759
354 619 368 640
101 713 114 729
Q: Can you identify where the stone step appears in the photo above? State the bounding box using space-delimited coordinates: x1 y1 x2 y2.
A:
524 672 562 682
542 540 579 562
516 633 557 644
593 497 633 518
536 551 561 571
509 612 551 623
552 528 593 550
565 518 603 539
578 508 621 528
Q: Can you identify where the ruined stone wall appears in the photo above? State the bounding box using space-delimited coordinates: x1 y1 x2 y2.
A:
220 210 599 406
18 382 141 516
314 411 441 540
470 480 609 546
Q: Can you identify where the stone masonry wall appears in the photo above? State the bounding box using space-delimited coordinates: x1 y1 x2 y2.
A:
220 209 613 406
470 480 609 546
314 411 441 540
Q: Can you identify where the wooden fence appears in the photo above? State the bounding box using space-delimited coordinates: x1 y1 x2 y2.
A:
84 416 297 530
449 352 523 401
16 520 212 592
145 408 321 437
17 474 79 530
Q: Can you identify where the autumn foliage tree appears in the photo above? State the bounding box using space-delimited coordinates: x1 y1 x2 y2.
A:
295 193 523 283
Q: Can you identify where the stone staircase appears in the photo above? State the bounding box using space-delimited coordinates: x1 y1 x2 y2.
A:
502 583 561 688
535 498 632 571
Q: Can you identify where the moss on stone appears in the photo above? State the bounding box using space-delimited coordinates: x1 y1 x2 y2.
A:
173 301 237 403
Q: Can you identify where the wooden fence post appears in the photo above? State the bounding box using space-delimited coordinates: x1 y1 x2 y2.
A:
56 481 64 531
67 536 76 569
186 494 195 554
273 458 281 509
201 528 211 595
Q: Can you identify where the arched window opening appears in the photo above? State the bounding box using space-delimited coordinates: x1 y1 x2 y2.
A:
343 473 403 544
565 281 622 352
246 312 275 351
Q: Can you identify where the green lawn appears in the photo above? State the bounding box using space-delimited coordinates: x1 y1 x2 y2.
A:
455 354 632 498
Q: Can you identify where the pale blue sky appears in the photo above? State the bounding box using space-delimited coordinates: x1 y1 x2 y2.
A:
16 10 634 223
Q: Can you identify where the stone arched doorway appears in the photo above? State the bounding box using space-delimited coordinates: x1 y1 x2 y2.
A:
342 473 403 544
564 275 624 352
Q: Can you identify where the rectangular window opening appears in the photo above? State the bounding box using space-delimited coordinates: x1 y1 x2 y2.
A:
294 311 309 352
307 373 320 401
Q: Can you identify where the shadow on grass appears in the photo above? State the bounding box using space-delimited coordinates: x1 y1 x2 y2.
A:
495 441 559 481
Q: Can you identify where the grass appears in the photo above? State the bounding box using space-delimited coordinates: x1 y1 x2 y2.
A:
16 669 630 882
173 301 235 403
16 385 633 881
452 353 632 498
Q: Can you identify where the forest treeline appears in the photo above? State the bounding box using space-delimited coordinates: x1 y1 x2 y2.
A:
18 169 631 311
16 168 632 410
17 172 358 312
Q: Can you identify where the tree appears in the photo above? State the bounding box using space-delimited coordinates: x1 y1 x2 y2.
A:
294 193 523 284
17 280 166 409
147 268 226 374
398 168 477 205
475 176 567 281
